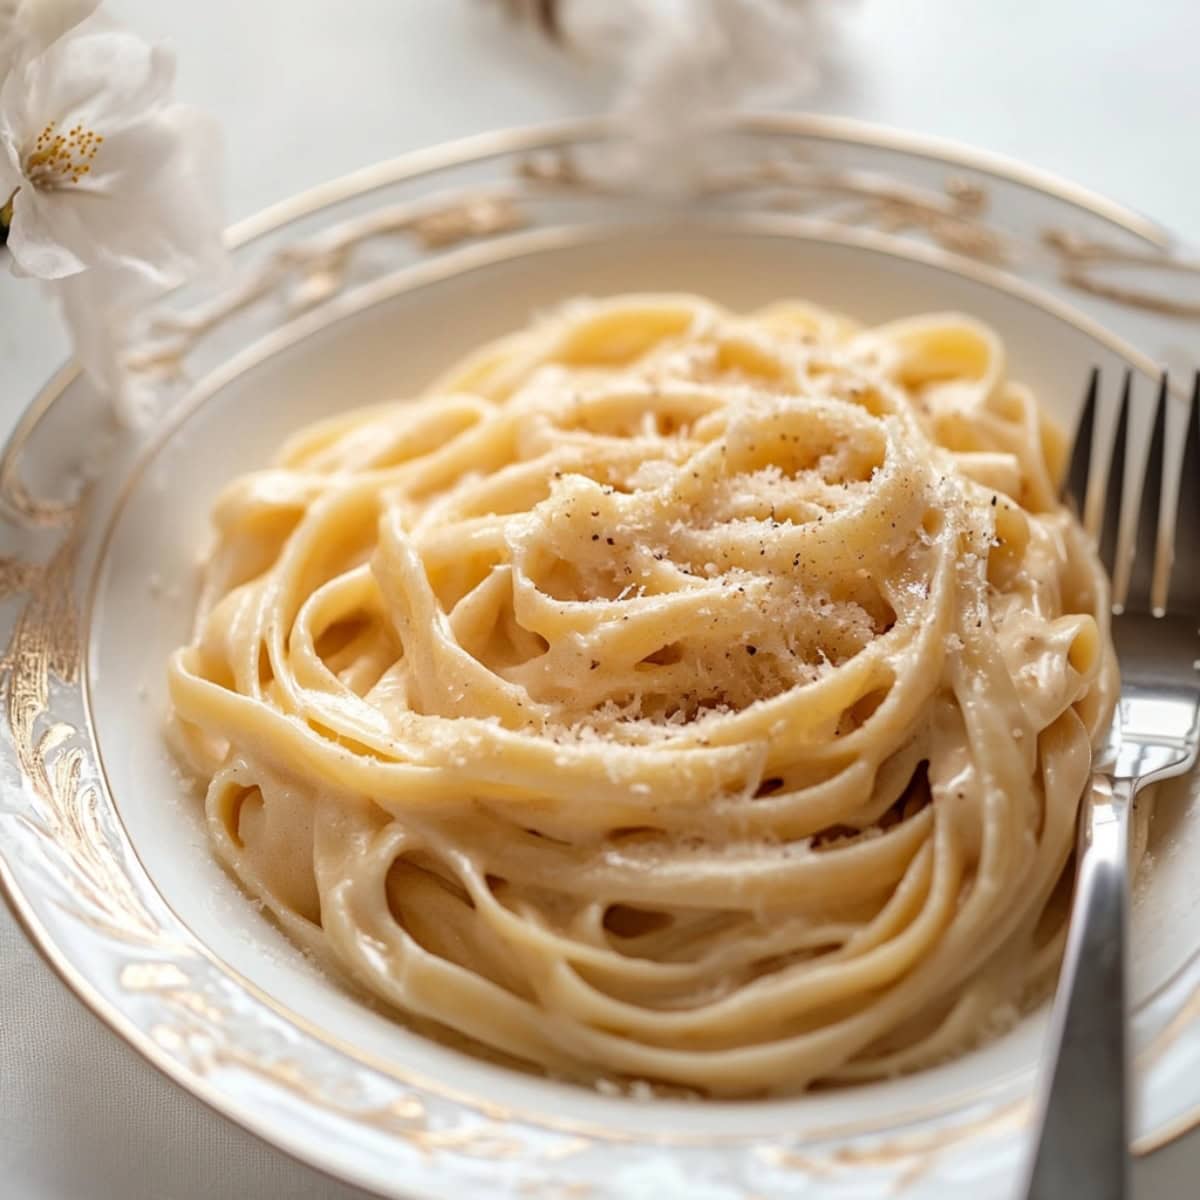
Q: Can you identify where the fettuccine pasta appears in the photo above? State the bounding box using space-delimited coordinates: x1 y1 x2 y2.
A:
167 294 1118 1095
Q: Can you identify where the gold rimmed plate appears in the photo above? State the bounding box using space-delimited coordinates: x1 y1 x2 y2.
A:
3 116 1200 1199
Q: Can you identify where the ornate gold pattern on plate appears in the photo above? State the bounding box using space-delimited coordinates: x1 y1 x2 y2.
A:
120 190 527 394
718 160 1013 265
520 142 1199 318
0 491 178 950
759 1099 1028 1191
1044 228 1200 317
1 117 1199 1200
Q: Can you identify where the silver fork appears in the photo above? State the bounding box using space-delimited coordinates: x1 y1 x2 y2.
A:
1023 370 1200 1199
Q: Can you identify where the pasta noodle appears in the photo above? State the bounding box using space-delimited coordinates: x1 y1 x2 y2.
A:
167 294 1119 1096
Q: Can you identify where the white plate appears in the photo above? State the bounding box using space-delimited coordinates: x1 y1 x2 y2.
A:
3 115 1200 1200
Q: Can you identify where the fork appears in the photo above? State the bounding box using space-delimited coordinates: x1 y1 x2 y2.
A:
1022 370 1200 1199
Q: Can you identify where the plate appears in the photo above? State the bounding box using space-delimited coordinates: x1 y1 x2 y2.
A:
3 115 1200 1200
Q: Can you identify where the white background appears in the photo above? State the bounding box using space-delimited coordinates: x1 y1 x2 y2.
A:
2 2 1199 1196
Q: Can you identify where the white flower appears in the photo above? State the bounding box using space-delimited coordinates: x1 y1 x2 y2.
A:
46 85 226 422
0 17 225 281
0 2 226 419
0 0 101 82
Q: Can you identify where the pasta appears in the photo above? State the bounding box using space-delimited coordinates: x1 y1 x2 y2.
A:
167 294 1119 1096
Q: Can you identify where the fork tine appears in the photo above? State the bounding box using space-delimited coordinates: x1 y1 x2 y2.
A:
1167 372 1200 615
1098 369 1132 581
1063 366 1098 517
1126 373 1168 611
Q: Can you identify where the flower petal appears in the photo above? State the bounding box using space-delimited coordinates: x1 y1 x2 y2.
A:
6 182 86 276
20 0 103 52
45 103 225 282
5 30 175 146
0 123 21 190
0 0 21 80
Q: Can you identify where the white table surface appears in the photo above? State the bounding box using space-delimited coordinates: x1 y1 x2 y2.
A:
2 2 1199 1196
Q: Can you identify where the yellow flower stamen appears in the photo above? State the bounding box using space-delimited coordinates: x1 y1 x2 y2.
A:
24 120 105 190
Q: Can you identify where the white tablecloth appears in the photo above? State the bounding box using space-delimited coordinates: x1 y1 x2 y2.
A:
3 2 1199 1196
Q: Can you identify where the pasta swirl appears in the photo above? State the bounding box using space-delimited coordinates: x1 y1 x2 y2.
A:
168 295 1117 1095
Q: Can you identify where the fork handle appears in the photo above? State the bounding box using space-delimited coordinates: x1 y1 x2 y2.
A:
1023 774 1134 1200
